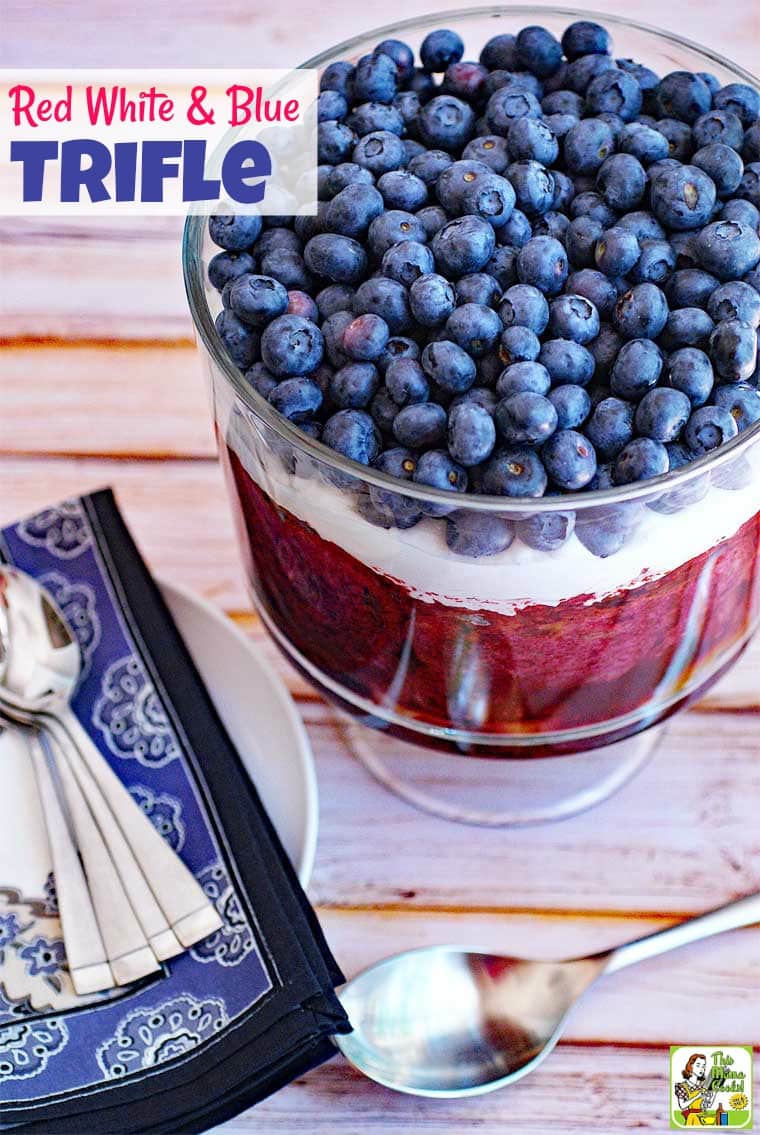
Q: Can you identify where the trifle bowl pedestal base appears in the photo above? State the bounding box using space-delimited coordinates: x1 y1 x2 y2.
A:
344 721 665 827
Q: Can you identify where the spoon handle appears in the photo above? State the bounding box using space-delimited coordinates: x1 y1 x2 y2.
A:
29 730 115 996
48 722 184 962
55 708 222 947
51 735 161 986
600 892 760 975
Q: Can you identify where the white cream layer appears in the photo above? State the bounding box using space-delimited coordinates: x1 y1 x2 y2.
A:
231 422 759 616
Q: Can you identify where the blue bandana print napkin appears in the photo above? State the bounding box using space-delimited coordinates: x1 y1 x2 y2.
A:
0 490 349 1134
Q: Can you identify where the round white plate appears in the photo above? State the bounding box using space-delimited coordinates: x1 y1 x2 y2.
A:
159 580 317 887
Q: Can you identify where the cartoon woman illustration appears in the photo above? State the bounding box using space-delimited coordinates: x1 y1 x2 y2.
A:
674 1053 717 1126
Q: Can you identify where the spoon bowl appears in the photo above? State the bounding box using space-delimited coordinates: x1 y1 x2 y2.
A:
335 946 602 1097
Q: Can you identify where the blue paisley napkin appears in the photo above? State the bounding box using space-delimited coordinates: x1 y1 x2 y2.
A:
0 490 349 1134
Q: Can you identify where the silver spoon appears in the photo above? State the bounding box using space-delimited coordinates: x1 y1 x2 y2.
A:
334 890 760 1097
0 566 222 951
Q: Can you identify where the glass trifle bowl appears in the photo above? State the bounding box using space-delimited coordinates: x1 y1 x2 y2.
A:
183 8 760 824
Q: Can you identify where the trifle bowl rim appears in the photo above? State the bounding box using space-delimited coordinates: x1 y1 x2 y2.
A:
182 5 760 516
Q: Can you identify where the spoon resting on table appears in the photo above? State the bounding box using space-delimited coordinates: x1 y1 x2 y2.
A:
334 890 760 1097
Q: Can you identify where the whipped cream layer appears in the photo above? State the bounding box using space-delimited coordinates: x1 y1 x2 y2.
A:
228 413 760 615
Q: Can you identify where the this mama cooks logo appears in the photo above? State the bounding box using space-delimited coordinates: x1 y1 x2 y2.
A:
670 1046 754 1128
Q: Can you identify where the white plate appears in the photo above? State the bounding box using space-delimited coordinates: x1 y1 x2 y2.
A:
159 580 318 887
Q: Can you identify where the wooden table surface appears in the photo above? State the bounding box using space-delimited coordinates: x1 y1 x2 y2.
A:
1 2 758 1131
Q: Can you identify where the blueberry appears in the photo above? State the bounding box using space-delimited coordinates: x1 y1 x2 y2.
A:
656 71 712 124
566 215 604 268
461 172 517 227
353 277 411 335
446 512 514 557
565 270 619 318
209 213 262 251
385 358 429 406
548 383 592 429
436 159 492 211
260 314 323 377
445 303 502 357
610 338 663 400
596 153 647 212
416 205 450 240
244 362 278 399
714 383 760 430
543 87 584 116
709 318 758 380
431 215 496 276
684 404 739 454
617 59 660 97
320 61 354 96
456 272 502 307
442 60 489 102
417 95 476 152
483 449 548 496
323 408 382 465
324 162 375 197
451 386 498 415
413 450 468 514
318 120 358 164
495 391 558 445
517 235 568 294
319 89 349 122
447 402 497 465
208 250 255 292
506 160 557 217
215 309 260 369
268 377 323 421
463 134 511 173
532 210 571 243
693 143 745 198
657 118 694 162
421 339 477 393
259 248 313 292
499 283 550 333
517 509 576 550
377 169 428 211
539 338 596 386
586 396 635 459
420 28 465 73
613 283 669 340
392 90 423 129
409 149 455 187
547 293 600 343
484 246 519 289
565 53 618 95
329 362 380 409
542 428 597 489
650 164 717 231
322 310 353 366
569 191 616 227
707 281 760 327
499 325 541 365
486 88 543 137
551 169 577 211
694 220 760 280
595 227 641 277
692 110 745 152
634 387 691 442
586 69 643 122
613 437 669 484
353 130 407 175
374 38 415 82
381 240 435 287
304 233 367 284
228 274 288 327
619 122 669 165
589 325 623 378
665 348 715 406
507 117 559 166
350 52 398 104
410 273 457 327
659 306 715 350
325 183 384 238
367 209 427 257
562 20 612 60
479 34 520 72
516 25 563 78
496 360 552 397
342 313 390 361
370 387 401 434
664 268 720 309
743 126 760 164
287 290 319 321
714 83 760 127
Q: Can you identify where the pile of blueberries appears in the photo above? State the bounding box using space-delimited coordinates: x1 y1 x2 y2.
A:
208 20 760 557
